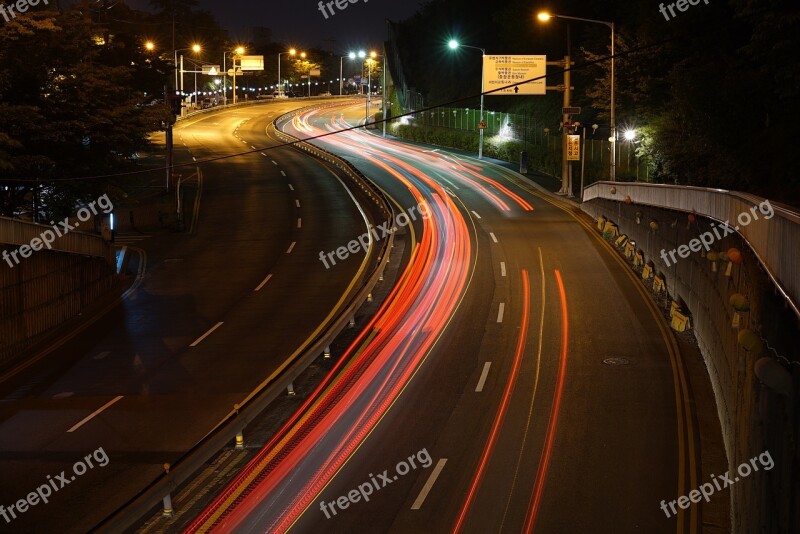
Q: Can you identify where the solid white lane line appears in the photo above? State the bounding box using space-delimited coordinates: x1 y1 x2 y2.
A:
297 218 302 229
471 210 482 219
281 171 286 177
490 232 498 243
190 322 224 347
412 458 447 510
295 199 300 207
288 184 294 191
254 274 272 292
501 261 506 277
287 241 296 254
497 302 505 323
67 395 123 433
475 362 492 392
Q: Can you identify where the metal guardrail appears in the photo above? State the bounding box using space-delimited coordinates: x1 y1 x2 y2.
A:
92 103 394 533
583 181 800 319
0 216 113 264
175 95 349 123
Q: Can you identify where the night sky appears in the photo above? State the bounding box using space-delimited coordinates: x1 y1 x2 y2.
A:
126 0 422 49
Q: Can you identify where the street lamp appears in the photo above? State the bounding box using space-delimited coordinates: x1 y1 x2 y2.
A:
340 51 363 96
448 39 486 159
537 11 616 181
174 44 201 95
278 48 297 96
225 46 244 105
364 51 384 132
145 41 155 51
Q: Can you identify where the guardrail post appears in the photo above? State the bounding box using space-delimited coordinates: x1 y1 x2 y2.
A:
324 346 331 359
162 463 173 517
287 383 296 396
349 316 356 328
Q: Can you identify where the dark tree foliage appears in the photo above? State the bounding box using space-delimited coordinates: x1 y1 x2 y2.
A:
393 0 800 204
0 8 174 219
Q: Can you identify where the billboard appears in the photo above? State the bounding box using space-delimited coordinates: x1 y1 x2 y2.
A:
240 55 264 71
483 55 546 95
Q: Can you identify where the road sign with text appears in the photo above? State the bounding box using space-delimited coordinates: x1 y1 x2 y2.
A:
483 55 546 95
240 55 264 71
567 134 581 161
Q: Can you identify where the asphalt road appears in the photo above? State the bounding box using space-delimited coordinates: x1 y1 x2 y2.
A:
0 99 383 532
195 102 710 534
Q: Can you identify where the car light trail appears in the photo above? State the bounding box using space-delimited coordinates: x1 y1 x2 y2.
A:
186 106 474 533
523 269 569 534
452 269 531 533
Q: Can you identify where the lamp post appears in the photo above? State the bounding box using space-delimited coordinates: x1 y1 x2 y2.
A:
232 46 245 104
173 44 201 99
278 49 297 96
537 12 616 181
448 40 486 159
364 51 381 129
341 51 363 96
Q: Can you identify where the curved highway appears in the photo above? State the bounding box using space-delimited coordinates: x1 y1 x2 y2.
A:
186 102 705 533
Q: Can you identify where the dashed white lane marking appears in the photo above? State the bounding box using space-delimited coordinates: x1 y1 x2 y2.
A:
411 459 447 510
475 362 492 392
295 199 301 208
497 303 505 323
288 184 294 191
67 395 124 433
297 218 302 229
272 160 278 165
250 145 257 150
500 262 506 277
254 274 272 292
490 232 498 243
286 241 296 254
190 322 224 347
261 152 268 157
281 171 286 177
471 210 482 219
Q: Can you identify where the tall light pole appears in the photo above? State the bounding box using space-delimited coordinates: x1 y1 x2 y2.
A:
364 51 380 129
340 52 361 96
538 12 616 181
278 49 297 96
448 40 486 159
174 44 201 98
232 46 245 104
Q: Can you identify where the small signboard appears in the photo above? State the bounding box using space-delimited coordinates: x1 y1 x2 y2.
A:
562 106 581 114
240 55 264 71
567 134 581 161
483 55 546 95
310 69 321 77
478 120 487 130
202 65 220 76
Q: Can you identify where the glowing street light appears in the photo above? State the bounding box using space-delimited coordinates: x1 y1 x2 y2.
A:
537 10 616 180
145 41 155 51
278 48 299 96
624 129 636 141
447 39 487 159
